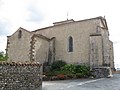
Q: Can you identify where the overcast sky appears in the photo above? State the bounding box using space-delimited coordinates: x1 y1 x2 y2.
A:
0 0 120 68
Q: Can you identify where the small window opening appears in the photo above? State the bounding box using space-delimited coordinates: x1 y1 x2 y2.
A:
18 30 22 39
68 36 73 52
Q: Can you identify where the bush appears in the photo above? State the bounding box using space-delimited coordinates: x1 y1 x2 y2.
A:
66 74 75 79
0 51 8 61
62 64 90 77
46 71 56 76
79 65 90 76
51 60 67 71
75 65 90 75
76 73 83 78
62 64 76 74
53 70 71 75
44 62 91 80
74 64 82 73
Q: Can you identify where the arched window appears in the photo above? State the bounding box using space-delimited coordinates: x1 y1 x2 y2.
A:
68 36 73 52
18 30 22 39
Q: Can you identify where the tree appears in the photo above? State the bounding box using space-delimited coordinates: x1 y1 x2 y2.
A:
0 51 8 61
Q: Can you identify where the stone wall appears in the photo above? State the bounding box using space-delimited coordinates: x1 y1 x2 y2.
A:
92 67 112 78
0 62 42 90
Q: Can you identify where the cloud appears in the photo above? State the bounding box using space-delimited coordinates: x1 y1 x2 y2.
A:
0 20 11 35
0 35 7 52
113 41 120 44
0 0 3 8
27 5 44 23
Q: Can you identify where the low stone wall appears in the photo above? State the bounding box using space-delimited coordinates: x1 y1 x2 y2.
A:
0 62 42 90
92 67 112 78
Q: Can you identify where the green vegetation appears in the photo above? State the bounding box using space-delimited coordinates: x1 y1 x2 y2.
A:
0 51 8 61
51 60 67 71
44 60 91 80
62 64 90 77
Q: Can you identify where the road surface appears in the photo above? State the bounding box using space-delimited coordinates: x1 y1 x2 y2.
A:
43 74 120 90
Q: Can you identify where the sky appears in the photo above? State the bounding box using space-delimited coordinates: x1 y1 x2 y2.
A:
0 0 120 68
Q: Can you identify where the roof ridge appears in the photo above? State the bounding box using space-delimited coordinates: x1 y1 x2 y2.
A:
33 16 104 32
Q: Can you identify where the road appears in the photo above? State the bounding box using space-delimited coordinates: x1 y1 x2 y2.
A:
42 74 120 90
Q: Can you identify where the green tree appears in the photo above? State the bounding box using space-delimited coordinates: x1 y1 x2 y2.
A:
0 51 8 61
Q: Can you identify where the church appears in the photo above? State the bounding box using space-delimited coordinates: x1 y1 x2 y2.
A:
6 16 114 69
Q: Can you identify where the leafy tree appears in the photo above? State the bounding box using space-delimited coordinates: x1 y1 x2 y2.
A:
0 51 8 61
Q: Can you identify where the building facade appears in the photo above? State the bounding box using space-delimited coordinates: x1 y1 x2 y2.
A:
6 16 114 69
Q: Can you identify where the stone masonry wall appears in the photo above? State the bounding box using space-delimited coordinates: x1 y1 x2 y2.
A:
0 62 42 90
92 67 112 78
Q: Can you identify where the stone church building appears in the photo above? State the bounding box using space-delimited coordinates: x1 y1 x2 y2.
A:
6 16 114 69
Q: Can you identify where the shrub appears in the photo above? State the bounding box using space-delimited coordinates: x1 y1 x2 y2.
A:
51 60 66 71
0 51 8 61
45 62 91 80
62 64 90 77
53 70 71 75
62 64 76 74
76 73 83 78
66 74 75 79
45 71 56 76
79 65 90 76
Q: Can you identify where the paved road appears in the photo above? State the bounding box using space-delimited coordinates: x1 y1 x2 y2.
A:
42 74 120 90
